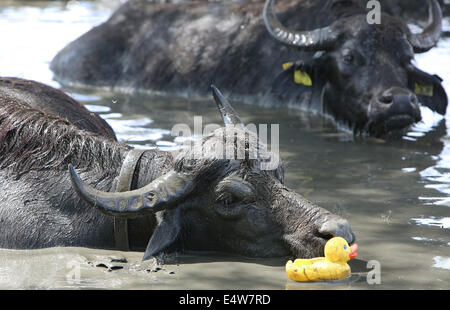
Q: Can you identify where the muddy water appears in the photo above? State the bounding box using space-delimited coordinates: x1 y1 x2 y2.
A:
0 0 449 289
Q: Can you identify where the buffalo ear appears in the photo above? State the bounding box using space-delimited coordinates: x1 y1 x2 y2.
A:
270 58 326 107
142 213 181 261
408 66 448 115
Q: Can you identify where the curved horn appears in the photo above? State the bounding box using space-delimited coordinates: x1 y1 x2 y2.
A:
69 164 194 217
211 85 245 128
408 0 442 53
263 0 340 50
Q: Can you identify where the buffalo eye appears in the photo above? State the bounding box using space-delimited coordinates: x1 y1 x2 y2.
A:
214 176 256 206
216 192 238 207
343 52 354 64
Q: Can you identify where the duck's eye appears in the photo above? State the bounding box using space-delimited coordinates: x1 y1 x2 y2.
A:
344 245 348 250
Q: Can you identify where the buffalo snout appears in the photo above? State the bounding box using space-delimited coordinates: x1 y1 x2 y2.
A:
274 186 355 258
368 87 422 136
318 215 355 245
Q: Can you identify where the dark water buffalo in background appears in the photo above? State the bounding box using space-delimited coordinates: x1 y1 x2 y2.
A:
0 78 354 260
50 0 447 138
381 0 448 23
265 0 447 137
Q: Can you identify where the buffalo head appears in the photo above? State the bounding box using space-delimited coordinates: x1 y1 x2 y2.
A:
69 86 354 260
265 0 447 137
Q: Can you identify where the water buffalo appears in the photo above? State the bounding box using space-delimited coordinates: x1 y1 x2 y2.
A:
0 78 354 260
0 77 116 140
50 0 447 138
265 0 447 137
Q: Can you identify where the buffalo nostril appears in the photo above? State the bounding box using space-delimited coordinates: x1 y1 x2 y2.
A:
409 94 418 104
378 93 393 104
316 231 334 241
318 217 354 245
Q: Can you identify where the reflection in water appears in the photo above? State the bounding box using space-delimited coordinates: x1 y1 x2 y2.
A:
420 134 450 205
433 256 450 270
0 0 449 289
0 0 116 88
101 113 170 145
85 104 111 113
411 217 450 229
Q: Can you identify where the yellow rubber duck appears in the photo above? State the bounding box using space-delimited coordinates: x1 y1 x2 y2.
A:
286 237 358 281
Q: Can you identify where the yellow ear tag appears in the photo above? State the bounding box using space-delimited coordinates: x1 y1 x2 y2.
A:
414 83 433 97
282 62 294 70
294 70 312 86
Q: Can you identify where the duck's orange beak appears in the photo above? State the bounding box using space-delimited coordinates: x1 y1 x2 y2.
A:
349 243 358 260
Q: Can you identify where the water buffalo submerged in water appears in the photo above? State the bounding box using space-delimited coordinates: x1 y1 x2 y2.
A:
0 77 354 260
50 0 447 138
265 0 448 137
